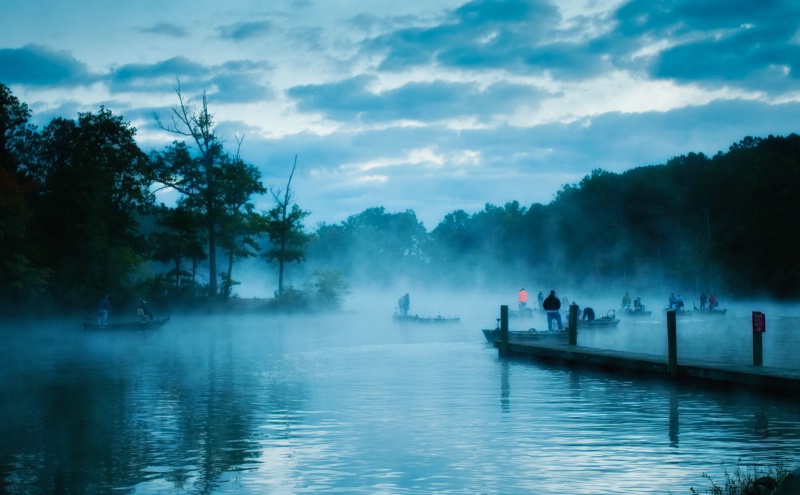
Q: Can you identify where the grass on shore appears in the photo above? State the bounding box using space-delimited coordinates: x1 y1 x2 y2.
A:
686 458 796 494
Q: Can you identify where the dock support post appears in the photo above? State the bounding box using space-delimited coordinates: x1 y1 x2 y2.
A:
568 303 578 346
500 305 509 355
667 309 678 377
753 332 763 366
752 311 765 366
667 310 678 377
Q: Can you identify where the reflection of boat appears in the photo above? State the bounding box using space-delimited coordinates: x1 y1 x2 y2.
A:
619 307 653 317
83 316 171 330
394 314 460 324
482 328 569 343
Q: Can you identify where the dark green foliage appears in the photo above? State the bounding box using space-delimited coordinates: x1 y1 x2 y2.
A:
152 88 266 297
309 207 427 285
26 107 154 308
3 80 800 313
313 135 800 298
307 269 351 310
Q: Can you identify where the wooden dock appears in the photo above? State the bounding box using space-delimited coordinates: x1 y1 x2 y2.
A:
496 339 800 394
492 304 800 394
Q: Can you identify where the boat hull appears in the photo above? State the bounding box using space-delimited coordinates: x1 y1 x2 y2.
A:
83 316 171 330
482 328 569 343
619 308 653 317
575 317 620 328
394 314 460 324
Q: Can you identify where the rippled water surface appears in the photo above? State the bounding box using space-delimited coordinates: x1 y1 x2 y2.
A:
1 300 799 494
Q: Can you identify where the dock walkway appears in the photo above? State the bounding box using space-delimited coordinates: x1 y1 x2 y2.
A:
497 339 800 394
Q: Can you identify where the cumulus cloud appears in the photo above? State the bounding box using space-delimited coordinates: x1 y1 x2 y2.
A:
610 0 800 94
217 21 273 41
288 76 550 124
0 44 95 86
4 0 800 227
108 57 273 102
136 22 189 38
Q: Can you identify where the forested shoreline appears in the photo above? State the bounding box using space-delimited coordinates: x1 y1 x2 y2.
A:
2 83 799 317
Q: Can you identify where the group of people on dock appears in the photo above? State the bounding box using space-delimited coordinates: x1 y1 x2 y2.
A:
517 288 567 331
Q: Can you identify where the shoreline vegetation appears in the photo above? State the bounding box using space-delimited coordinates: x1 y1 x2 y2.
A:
4 83 800 316
686 459 800 495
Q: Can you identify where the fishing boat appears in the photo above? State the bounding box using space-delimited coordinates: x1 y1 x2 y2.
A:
692 305 728 316
482 327 569 344
572 310 620 328
663 307 693 316
393 313 460 324
508 307 534 318
83 316 171 330
619 307 653 317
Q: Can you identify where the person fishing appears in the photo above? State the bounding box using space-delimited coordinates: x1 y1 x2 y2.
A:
542 290 563 331
97 294 110 326
138 299 154 321
398 293 410 316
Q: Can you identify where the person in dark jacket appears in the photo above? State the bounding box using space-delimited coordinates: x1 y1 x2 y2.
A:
398 293 410 316
542 290 563 331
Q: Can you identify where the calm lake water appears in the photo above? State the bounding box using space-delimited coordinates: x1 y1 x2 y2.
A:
2 295 799 494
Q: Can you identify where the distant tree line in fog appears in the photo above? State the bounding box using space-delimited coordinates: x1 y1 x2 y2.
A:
2 83 799 315
316 135 800 299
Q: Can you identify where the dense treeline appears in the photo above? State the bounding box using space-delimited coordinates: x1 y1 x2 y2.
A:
308 136 800 299
2 83 799 316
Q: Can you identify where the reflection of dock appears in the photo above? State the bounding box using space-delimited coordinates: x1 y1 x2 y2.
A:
492 340 800 393
490 304 800 394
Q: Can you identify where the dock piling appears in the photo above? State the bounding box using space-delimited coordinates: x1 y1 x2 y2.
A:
568 303 578 346
667 310 677 377
500 305 509 355
752 311 765 366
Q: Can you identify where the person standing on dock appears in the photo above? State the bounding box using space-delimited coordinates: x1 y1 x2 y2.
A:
518 288 528 312
622 292 631 309
537 291 544 309
542 290 563 331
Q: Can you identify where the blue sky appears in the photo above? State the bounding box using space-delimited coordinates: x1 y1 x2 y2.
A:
2 0 800 229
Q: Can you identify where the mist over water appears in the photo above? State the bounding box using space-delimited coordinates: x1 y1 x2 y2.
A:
1 291 799 494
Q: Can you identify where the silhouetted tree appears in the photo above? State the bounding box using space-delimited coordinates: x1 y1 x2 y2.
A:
153 84 264 297
262 156 310 296
31 107 154 305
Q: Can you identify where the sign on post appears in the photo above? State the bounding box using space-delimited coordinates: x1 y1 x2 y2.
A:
752 311 766 333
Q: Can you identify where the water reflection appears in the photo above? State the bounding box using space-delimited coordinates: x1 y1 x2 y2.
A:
500 360 510 413
669 388 679 447
1 313 799 495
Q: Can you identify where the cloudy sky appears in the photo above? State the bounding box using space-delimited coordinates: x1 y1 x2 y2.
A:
2 0 799 229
